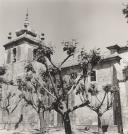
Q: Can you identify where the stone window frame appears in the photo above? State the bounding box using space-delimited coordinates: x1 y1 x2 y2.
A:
12 47 17 63
90 70 96 82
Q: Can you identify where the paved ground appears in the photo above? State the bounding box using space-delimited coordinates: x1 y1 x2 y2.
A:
0 129 120 134
0 129 95 134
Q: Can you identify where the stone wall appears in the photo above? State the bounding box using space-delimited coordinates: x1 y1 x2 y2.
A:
1 43 123 133
71 63 115 129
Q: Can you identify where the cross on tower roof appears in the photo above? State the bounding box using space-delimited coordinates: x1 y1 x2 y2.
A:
24 9 29 28
3 11 46 49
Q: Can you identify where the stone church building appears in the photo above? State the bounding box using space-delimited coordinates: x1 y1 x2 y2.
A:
0 14 128 133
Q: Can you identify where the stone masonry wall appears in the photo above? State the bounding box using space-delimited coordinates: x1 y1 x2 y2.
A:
73 63 114 128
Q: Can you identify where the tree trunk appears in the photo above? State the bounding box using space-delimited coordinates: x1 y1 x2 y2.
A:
63 113 72 134
97 114 103 134
39 109 46 134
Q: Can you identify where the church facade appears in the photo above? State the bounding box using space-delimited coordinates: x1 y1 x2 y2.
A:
1 14 128 133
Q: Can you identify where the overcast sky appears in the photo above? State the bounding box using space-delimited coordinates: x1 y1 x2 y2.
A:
0 0 128 64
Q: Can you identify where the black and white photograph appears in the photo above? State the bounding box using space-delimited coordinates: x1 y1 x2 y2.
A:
0 0 128 134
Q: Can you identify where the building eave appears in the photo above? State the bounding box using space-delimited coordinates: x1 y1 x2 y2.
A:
16 29 37 37
61 55 121 70
107 44 120 50
100 55 121 64
118 46 128 53
107 44 128 53
3 34 41 49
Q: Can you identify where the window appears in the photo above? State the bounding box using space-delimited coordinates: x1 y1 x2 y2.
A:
90 71 96 81
6 46 21 64
12 48 16 62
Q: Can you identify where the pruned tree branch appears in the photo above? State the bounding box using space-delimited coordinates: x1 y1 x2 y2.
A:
22 95 37 112
59 54 73 69
98 92 107 109
11 98 23 113
67 100 90 113
44 63 58 98
68 75 83 95
34 76 56 99
86 104 97 112
102 104 112 115
48 58 58 69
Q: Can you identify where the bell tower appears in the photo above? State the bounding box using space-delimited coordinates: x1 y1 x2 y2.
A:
3 12 45 79
1 12 47 131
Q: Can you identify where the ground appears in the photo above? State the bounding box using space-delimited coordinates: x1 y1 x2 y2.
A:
0 128 120 134
0 129 97 134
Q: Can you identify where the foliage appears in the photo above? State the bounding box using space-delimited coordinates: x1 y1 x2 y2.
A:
31 40 101 134
33 45 53 64
88 83 99 96
78 48 101 76
78 83 114 133
123 4 128 22
0 40 102 134
63 41 76 56
88 84 113 113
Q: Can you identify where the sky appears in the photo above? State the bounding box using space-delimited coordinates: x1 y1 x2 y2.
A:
0 0 128 64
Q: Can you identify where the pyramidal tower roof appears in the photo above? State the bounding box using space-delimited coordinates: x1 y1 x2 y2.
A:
4 11 45 49
16 10 37 37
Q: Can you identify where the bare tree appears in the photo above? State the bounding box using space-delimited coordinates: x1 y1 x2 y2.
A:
15 68 53 133
0 64 52 133
77 83 114 133
76 49 117 133
0 40 101 134
0 67 23 130
0 91 20 129
31 40 101 134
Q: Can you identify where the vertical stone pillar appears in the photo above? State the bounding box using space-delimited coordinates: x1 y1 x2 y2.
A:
112 65 123 134
121 81 128 132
